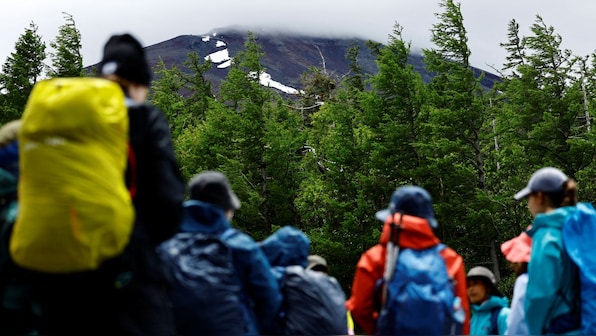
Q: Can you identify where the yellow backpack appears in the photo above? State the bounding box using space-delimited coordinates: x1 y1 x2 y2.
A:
10 77 134 273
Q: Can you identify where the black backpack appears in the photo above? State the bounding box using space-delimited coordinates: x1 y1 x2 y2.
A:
158 229 245 336
280 266 347 335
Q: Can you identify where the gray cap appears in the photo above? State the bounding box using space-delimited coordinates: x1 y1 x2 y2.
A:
467 266 496 285
514 167 568 200
188 171 241 211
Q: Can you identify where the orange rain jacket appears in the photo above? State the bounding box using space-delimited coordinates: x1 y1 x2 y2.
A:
345 214 470 335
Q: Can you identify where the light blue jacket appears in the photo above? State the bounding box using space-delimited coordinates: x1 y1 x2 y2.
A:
525 207 581 335
506 273 529 335
470 296 510 335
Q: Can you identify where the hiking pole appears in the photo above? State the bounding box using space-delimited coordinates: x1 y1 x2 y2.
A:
381 212 403 308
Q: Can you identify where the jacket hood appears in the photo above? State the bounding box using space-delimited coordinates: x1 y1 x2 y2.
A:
527 206 575 236
379 213 440 249
180 200 231 234
471 295 509 313
259 226 310 268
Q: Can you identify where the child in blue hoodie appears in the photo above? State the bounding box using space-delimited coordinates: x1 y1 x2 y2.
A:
467 266 510 335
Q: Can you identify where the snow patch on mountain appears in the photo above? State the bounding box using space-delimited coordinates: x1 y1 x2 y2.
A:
201 35 299 94
205 49 230 63
253 72 299 95
217 59 232 69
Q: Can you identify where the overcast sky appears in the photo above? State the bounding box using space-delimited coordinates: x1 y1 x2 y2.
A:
3 0 596 74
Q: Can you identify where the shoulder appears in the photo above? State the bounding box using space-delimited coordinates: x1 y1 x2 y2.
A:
128 103 169 129
127 103 175 150
440 245 462 261
439 246 464 274
498 305 510 316
515 273 529 286
357 244 384 269
224 229 260 251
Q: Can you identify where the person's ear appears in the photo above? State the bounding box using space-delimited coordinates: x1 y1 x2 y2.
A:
225 209 234 221
536 192 547 205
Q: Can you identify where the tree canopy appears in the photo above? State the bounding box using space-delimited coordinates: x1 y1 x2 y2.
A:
3 3 596 297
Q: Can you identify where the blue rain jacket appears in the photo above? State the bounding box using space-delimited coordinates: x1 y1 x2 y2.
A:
470 296 510 335
0 141 18 179
525 206 581 335
180 200 282 335
258 225 310 322
259 225 310 269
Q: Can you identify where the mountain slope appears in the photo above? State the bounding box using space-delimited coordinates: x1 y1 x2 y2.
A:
106 27 501 94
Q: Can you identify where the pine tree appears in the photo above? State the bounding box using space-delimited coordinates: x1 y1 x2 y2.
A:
496 16 596 206
151 53 213 138
422 0 501 278
297 66 336 127
187 31 305 238
0 22 46 123
362 23 428 187
47 12 84 78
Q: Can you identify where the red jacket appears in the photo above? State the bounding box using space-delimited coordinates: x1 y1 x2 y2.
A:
345 214 470 335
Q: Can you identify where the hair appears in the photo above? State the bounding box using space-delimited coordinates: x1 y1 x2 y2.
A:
483 278 504 298
102 73 131 91
468 276 504 298
544 179 578 207
515 262 528 277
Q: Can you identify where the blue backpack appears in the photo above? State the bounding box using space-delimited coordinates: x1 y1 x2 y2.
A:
157 229 245 336
376 221 464 335
562 202 596 335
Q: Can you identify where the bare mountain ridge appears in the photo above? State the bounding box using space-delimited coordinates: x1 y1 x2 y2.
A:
136 27 500 94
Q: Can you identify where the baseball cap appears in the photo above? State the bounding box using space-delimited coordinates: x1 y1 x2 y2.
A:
375 185 438 228
514 167 568 200
188 171 241 211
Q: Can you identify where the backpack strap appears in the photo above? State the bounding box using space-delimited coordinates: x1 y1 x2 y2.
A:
433 243 447 253
380 212 404 309
127 143 137 199
383 212 404 280
220 227 236 241
489 306 502 335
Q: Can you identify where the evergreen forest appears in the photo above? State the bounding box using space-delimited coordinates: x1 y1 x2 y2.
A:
2 2 596 296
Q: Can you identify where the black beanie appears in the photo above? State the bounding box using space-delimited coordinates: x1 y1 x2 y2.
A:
99 34 151 86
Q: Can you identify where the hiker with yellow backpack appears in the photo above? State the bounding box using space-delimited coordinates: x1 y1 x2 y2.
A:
9 33 185 335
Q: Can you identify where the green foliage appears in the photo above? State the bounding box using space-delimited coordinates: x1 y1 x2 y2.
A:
159 8 596 291
47 13 84 78
150 53 214 139
420 0 507 277
176 32 308 240
151 59 187 136
0 22 46 123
